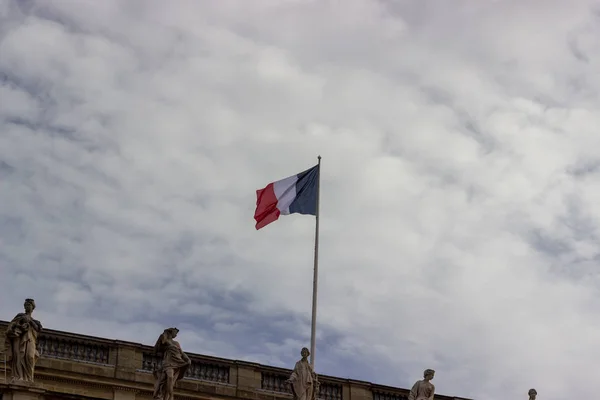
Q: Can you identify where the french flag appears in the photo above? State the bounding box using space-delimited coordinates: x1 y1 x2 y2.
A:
254 164 319 230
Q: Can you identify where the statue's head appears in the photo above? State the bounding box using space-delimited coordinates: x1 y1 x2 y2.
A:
24 298 35 313
300 347 310 358
423 369 435 380
528 389 537 399
165 327 179 338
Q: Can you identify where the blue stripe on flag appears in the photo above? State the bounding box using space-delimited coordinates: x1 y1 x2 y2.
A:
289 164 319 215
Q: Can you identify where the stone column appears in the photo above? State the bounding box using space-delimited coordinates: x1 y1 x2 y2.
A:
235 363 262 389
234 361 262 399
346 380 373 400
114 342 141 381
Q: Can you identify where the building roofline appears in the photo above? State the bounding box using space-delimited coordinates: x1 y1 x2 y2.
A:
0 320 471 400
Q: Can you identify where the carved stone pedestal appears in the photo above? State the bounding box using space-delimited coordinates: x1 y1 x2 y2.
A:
2 381 46 400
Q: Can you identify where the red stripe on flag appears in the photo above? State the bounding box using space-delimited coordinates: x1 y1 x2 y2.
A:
254 183 281 230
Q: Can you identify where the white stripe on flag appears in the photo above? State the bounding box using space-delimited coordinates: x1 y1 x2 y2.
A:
273 175 298 215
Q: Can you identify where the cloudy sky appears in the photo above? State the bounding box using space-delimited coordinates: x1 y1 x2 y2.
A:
2 0 600 398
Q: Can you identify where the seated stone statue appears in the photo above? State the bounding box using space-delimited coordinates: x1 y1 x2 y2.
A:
287 347 319 400
407 369 435 400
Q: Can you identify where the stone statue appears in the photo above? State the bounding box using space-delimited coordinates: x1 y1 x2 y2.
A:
286 347 319 400
407 369 435 400
4 298 43 383
528 389 537 399
152 328 191 400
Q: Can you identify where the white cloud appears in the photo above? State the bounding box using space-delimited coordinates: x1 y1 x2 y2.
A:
2 0 600 398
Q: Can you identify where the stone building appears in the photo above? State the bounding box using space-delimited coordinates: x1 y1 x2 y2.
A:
0 321 469 400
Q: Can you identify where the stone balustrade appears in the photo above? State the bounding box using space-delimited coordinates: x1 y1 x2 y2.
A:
260 371 291 394
318 382 343 400
373 387 410 400
0 321 469 400
260 371 342 400
38 334 111 365
140 352 230 384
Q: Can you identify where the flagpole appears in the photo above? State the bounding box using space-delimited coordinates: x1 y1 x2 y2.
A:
310 155 321 369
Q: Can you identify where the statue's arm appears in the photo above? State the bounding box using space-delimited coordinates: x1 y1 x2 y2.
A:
182 349 191 364
287 362 300 382
407 381 419 400
308 363 317 379
154 333 167 354
6 314 24 333
428 383 435 400
32 319 42 331
8 313 24 324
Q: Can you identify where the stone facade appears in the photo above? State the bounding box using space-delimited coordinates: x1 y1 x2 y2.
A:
0 321 470 400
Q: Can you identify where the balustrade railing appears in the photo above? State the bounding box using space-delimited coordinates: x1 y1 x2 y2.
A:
37 335 110 365
140 353 161 374
141 352 230 384
260 371 342 400
319 382 342 400
373 391 409 400
261 372 292 393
